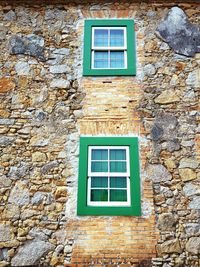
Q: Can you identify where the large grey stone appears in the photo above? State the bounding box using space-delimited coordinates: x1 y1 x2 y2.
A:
8 162 29 180
158 213 178 231
15 62 30 76
186 237 200 254
156 7 200 57
4 10 16 21
143 64 156 77
11 240 55 266
0 224 12 242
41 161 59 174
53 48 69 55
151 113 178 141
9 35 46 61
26 34 44 47
145 164 172 183
183 183 200 197
0 175 12 188
31 192 45 205
0 119 15 125
150 112 180 153
189 196 200 209
185 223 200 235
8 181 30 206
50 79 70 89
29 228 48 241
49 65 69 74
179 157 199 169
186 70 200 88
0 136 15 147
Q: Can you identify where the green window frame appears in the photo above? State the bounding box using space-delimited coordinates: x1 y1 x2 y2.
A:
77 137 141 216
83 19 136 76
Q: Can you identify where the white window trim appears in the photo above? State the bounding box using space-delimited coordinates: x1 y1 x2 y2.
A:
87 146 131 207
91 27 127 70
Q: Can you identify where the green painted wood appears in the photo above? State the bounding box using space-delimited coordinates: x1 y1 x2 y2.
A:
77 137 141 216
83 19 136 76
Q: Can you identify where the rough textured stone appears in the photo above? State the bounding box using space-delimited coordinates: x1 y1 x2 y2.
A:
29 136 49 147
9 35 46 61
150 113 180 152
179 168 196 182
50 79 70 89
186 69 200 88
0 136 15 147
156 7 200 57
145 164 172 183
0 176 11 188
49 65 69 74
154 90 180 104
8 181 30 206
183 183 200 197
179 158 199 169
31 192 45 205
0 77 15 94
29 228 49 241
11 240 55 266
15 62 30 76
189 196 200 209
4 10 16 21
0 225 12 242
157 239 182 254
143 64 156 77
158 213 178 231
8 163 29 180
0 119 15 125
41 161 59 174
32 152 47 162
185 223 200 235
186 237 200 254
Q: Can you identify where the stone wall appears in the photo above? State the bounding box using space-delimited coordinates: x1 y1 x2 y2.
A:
0 1 199 267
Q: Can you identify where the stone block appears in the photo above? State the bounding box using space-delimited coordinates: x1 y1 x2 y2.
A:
179 168 196 182
8 181 30 206
32 152 47 162
145 164 172 183
11 240 55 266
186 237 200 254
0 77 15 94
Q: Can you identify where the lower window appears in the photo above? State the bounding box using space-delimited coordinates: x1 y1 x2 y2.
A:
77 137 141 216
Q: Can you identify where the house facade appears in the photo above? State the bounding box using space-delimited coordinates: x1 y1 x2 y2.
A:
0 0 199 266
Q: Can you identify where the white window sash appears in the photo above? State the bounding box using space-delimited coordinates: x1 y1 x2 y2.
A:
92 27 127 50
91 26 127 70
87 176 131 207
87 146 131 207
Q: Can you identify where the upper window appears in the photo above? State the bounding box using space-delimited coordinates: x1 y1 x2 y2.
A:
83 20 136 76
77 137 141 216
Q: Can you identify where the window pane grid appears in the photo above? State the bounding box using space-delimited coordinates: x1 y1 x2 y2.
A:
92 27 126 69
90 176 128 203
88 146 130 206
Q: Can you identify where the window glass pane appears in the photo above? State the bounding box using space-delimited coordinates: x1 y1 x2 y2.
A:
91 149 108 160
110 29 124 47
110 161 127 172
91 161 108 172
91 177 108 188
94 51 108 68
110 190 127 202
91 189 108 201
94 29 108 47
110 177 127 188
110 149 126 160
110 51 124 68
